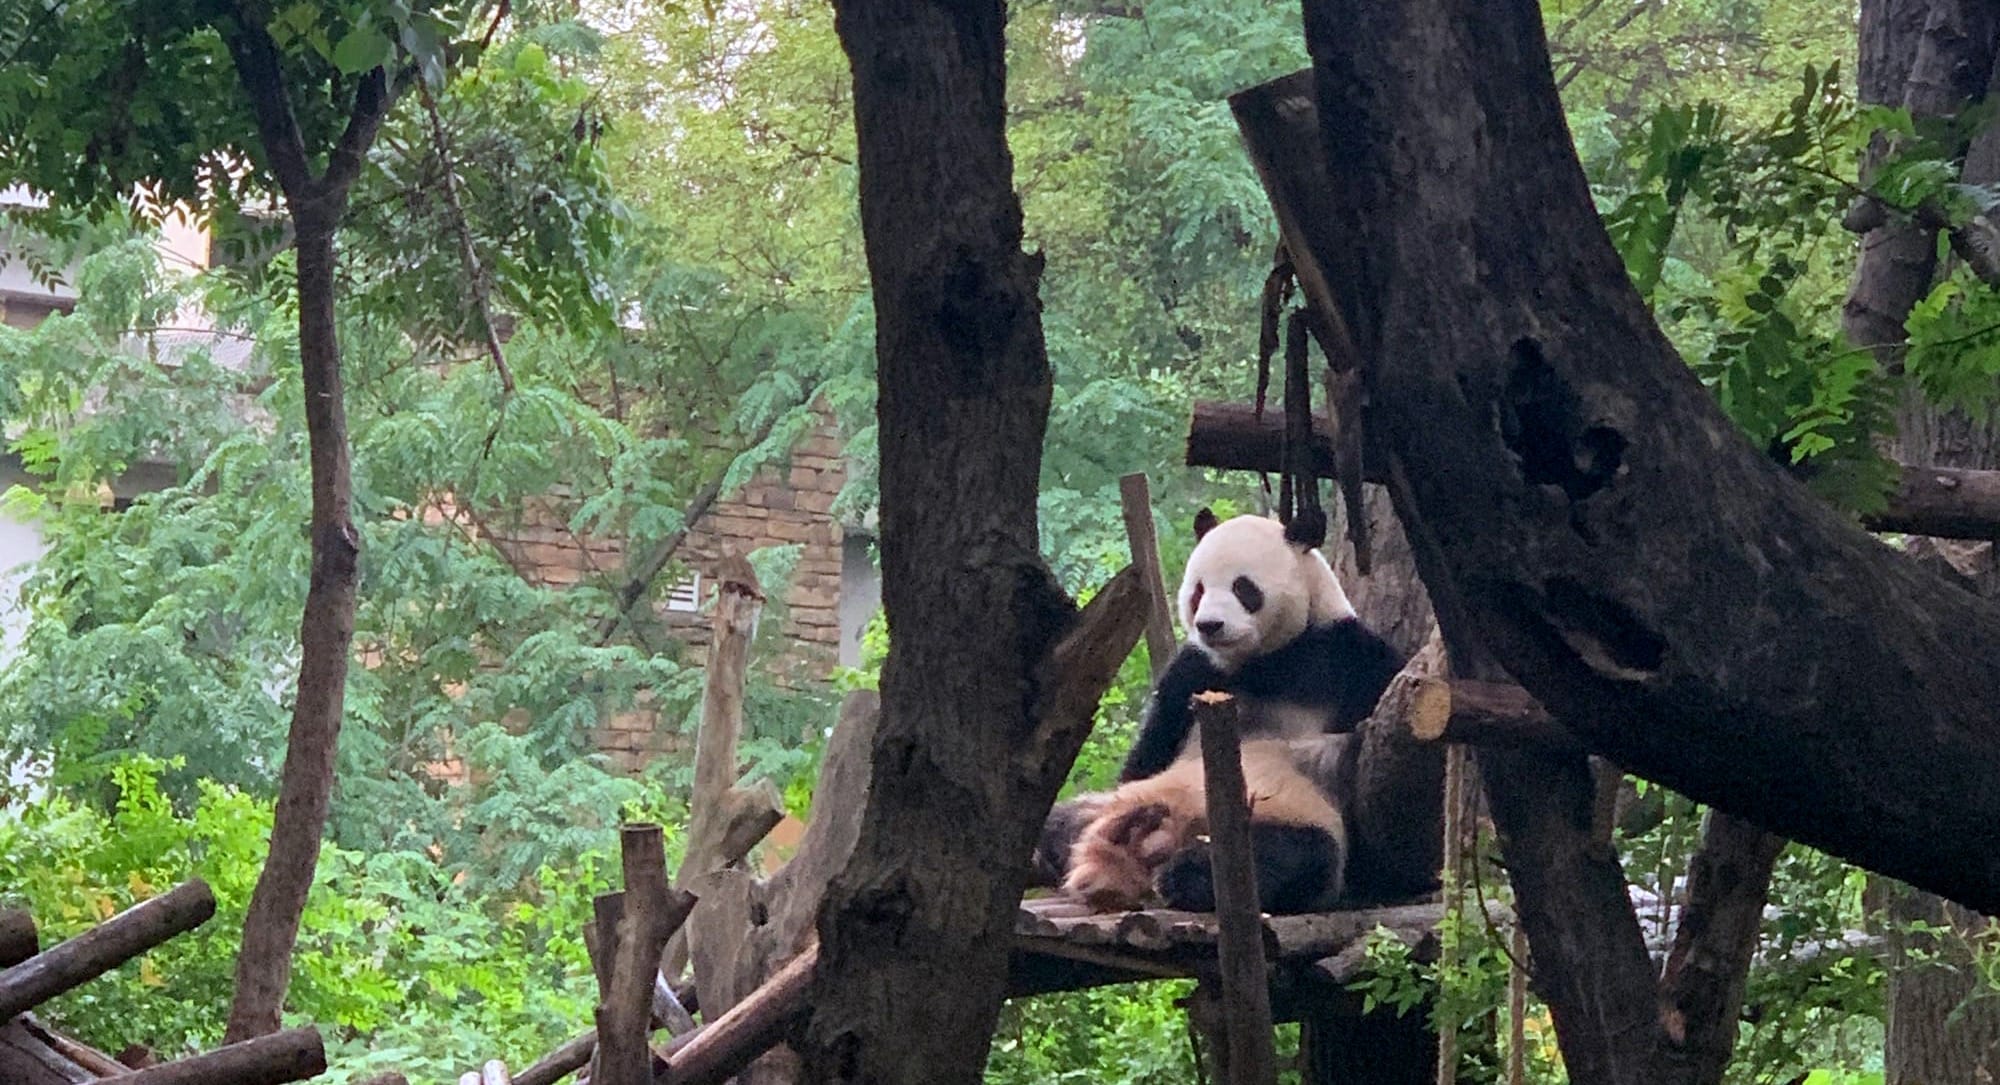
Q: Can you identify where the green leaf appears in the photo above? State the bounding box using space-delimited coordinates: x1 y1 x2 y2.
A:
332 26 394 75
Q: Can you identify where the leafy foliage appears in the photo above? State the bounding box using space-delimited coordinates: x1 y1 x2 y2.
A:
0 755 628 1082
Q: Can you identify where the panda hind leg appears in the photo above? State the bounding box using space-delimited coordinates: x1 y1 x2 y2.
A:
1153 823 1344 915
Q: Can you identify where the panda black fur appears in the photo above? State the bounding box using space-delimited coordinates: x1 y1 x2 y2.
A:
1054 509 1404 915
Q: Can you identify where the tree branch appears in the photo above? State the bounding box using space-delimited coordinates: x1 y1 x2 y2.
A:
1190 400 2000 541
217 8 315 199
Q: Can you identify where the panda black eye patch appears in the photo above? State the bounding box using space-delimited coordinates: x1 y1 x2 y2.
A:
1231 576 1264 613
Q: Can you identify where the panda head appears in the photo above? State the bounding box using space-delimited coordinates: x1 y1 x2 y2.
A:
1177 509 1354 673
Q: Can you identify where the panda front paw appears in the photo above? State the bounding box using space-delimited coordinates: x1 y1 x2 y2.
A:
1153 843 1218 912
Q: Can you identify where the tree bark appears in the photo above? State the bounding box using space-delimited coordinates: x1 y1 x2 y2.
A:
1479 744 1667 1085
219 18 395 1040
1843 0 1997 369
807 7 1129 1079
1294 0 2000 913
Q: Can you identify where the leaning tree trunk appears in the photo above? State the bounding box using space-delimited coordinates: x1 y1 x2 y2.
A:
220 24 391 1040
1294 0 2000 914
1845 3 2000 1078
802 3 1098 1083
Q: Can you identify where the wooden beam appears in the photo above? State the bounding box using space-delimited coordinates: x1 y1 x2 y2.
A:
1194 692 1279 1085
0 879 215 1019
1189 400 2000 543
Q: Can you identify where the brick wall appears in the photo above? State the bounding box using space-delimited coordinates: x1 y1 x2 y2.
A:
478 408 859 772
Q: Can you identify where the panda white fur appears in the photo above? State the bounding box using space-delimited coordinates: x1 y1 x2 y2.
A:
1051 509 1404 914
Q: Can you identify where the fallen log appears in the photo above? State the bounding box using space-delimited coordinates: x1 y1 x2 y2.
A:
0 879 216 1019
121 1026 325 1085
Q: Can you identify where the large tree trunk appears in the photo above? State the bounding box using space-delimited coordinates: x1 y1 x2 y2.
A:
1294 0 2000 914
219 25 390 1039
802 4 1102 1082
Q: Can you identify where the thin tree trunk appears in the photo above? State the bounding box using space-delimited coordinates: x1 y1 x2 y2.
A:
802 2 1112 1081
225 211 362 1043
218 20 393 1038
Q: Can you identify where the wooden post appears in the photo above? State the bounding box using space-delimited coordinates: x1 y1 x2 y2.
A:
1193 692 1278 1085
1118 472 1179 678
0 879 215 1019
592 825 697 1085
120 1027 325 1085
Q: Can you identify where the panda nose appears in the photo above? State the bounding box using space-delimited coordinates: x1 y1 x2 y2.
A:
1196 619 1224 638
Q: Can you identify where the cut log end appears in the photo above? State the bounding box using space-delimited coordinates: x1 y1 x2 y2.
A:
1404 678 1453 742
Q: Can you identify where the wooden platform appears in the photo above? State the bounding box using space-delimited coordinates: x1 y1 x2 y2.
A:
1005 896 1452 1003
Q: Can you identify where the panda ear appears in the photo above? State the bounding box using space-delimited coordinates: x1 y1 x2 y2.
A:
1283 508 1328 550
1193 507 1219 541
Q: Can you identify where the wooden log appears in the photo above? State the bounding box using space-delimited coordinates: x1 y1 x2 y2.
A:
512 1031 595 1085
594 825 697 1085
0 910 37 967
121 1027 326 1085
1414 679 1576 753
660 941 818 1085
1865 464 2000 539
1194 692 1279 1085
24 1018 128 1078
0 879 215 1019
1119 472 1180 678
1189 401 2000 544
0 1019 92 1085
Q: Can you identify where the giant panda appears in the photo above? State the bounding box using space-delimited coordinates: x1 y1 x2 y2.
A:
1048 509 1404 914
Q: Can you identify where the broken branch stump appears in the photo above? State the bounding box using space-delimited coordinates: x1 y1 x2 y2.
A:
1119 472 1179 678
593 825 698 1085
120 1027 325 1085
1194 692 1278 1085
0 879 215 1020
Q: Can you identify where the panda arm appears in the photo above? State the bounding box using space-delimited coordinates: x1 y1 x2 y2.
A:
1119 644 1226 782
1331 620 1406 727
1255 619 1406 730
